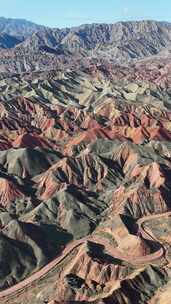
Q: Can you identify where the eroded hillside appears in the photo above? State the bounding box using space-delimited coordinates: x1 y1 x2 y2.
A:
0 57 170 304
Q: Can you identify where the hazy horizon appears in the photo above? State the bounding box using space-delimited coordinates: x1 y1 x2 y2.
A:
1 0 171 28
0 16 171 30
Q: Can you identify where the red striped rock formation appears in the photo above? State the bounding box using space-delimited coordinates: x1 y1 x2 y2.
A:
0 177 25 208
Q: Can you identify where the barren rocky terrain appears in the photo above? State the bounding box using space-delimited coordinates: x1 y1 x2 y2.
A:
0 18 170 304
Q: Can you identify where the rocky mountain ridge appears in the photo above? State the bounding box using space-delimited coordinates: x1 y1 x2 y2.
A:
0 19 171 72
0 17 45 38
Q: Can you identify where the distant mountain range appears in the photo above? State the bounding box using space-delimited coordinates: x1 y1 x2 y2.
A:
0 17 171 73
0 17 44 38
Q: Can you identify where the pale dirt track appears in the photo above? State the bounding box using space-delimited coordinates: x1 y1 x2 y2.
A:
0 211 171 300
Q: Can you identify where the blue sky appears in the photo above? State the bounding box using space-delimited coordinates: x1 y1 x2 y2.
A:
1 0 171 28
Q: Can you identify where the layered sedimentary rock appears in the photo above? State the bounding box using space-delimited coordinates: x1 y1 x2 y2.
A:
0 37 171 303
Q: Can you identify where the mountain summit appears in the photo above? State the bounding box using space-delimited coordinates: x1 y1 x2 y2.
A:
0 17 45 38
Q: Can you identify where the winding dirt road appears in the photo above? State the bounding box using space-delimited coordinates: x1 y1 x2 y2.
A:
0 211 171 300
